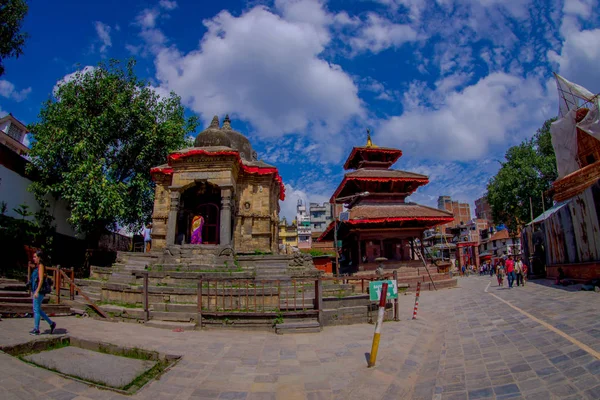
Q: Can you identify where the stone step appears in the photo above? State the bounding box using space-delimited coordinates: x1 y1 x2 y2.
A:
150 311 197 322
144 320 197 331
75 279 104 288
0 290 30 297
275 320 321 334
0 283 27 291
150 303 196 313
0 302 72 314
0 296 48 304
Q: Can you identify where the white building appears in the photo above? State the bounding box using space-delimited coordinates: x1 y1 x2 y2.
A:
296 199 311 249
0 114 76 237
478 229 521 259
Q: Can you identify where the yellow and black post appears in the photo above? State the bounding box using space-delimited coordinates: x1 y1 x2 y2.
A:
368 282 388 368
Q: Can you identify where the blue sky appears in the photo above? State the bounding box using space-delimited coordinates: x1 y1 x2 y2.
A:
2 0 600 221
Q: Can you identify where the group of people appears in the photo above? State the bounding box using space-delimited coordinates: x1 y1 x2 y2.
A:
458 256 528 289
493 255 527 288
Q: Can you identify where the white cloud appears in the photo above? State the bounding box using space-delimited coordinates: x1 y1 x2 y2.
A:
94 21 112 54
377 73 554 160
53 66 95 96
279 183 329 222
348 13 419 54
159 0 177 10
136 9 159 29
548 28 600 93
0 80 31 102
152 3 363 146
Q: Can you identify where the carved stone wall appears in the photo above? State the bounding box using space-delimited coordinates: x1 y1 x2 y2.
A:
151 153 281 254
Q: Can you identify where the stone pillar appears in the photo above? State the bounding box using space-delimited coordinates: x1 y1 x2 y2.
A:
166 191 180 246
220 187 232 246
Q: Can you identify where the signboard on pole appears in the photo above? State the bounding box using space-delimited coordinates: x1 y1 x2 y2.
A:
369 280 398 301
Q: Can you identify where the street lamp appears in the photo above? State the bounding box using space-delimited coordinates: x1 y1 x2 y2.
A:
333 191 370 275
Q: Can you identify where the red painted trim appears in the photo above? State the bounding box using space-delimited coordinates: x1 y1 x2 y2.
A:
346 216 454 224
343 147 403 170
329 176 429 203
456 242 478 247
150 149 286 200
317 216 454 242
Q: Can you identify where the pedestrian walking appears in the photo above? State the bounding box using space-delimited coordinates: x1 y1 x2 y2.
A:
28 250 57 336
522 261 528 286
496 263 505 287
143 223 152 253
515 257 524 287
505 255 515 288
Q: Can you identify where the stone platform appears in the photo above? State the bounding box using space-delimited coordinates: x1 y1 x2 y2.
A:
24 346 156 388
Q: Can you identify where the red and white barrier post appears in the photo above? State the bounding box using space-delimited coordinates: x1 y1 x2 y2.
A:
412 281 421 319
368 282 388 368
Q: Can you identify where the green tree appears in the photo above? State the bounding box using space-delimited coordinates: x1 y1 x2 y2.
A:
27 59 198 240
0 0 29 76
486 118 557 233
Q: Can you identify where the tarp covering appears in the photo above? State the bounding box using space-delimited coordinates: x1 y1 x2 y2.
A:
555 73 597 117
550 110 580 179
551 74 600 179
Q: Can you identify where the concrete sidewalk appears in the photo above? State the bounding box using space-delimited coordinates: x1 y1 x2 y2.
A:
0 276 598 399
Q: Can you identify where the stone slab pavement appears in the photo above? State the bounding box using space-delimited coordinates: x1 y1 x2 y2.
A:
24 346 156 388
0 275 598 399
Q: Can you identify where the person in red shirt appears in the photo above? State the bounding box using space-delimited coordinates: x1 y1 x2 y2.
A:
505 255 515 288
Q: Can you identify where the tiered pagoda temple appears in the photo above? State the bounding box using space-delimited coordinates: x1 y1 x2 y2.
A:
318 132 454 271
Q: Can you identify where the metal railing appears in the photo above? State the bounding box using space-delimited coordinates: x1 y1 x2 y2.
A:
196 278 322 326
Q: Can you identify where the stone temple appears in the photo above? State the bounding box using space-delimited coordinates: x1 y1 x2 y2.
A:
150 115 285 255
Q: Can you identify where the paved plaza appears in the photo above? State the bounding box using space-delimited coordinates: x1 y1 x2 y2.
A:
1 276 599 400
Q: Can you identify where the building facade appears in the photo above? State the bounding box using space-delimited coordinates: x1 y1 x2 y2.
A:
278 218 298 247
309 202 333 233
475 196 494 226
479 229 521 260
437 196 471 231
0 114 76 238
296 200 312 249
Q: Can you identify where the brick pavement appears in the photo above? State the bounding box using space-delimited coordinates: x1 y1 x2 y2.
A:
0 276 599 399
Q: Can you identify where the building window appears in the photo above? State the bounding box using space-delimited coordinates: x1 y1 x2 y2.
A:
7 123 23 142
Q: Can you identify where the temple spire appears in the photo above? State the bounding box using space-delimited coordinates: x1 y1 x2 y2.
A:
366 128 374 147
222 114 232 130
209 115 219 128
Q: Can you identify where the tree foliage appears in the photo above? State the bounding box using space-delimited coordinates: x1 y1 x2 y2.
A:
0 0 29 76
27 59 198 237
486 119 557 234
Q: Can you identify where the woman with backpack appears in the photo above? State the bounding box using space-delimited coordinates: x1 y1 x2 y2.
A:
29 250 56 335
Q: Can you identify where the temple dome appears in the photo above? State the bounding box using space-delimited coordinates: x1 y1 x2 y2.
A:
194 115 255 161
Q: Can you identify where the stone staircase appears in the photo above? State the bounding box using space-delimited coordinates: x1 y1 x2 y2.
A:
0 278 71 316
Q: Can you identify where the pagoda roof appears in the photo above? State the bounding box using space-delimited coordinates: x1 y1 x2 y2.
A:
343 146 403 170
330 169 429 202
317 203 454 241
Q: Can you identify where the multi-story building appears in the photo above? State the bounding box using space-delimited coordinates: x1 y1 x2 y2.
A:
478 229 521 260
296 200 312 249
0 114 76 237
309 202 333 233
475 196 494 226
278 218 298 247
437 195 471 231
0 114 29 157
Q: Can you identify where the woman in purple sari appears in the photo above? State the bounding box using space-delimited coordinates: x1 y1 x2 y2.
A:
190 215 204 244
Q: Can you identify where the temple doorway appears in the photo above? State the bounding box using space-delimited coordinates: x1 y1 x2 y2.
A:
177 182 221 245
